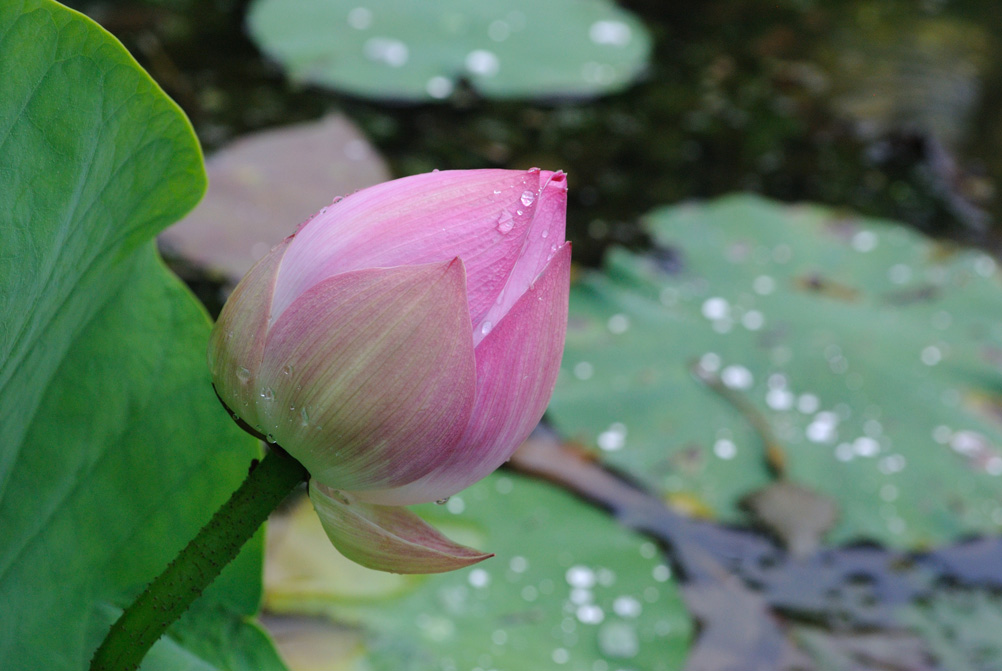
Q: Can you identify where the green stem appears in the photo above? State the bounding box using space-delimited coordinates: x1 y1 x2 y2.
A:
90 447 309 671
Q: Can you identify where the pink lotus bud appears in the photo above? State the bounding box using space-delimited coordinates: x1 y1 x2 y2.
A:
208 168 570 573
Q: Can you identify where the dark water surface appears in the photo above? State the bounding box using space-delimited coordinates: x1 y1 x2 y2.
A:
72 0 1002 267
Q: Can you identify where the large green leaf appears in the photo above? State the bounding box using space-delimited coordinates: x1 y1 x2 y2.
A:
266 473 692 670
246 0 651 102
549 194 1002 548
0 2 282 669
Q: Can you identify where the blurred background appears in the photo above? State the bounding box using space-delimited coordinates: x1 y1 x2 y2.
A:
63 1 1002 669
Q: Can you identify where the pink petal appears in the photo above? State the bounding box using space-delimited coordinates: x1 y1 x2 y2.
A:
357 243 571 505
310 482 492 574
474 170 567 346
256 259 477 492
207 236 292 432
271 169 564 329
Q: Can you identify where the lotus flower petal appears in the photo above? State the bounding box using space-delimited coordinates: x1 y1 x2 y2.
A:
357 243 572 505
474 170 567 345
310 482 491 574
256 259 477 492
271 169 564 331
207 237 291 430
210 168 571 574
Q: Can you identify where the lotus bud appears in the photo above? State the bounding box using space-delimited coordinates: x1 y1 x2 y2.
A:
208 168 570 573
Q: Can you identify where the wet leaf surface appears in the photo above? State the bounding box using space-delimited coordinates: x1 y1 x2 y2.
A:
246 0 652 102
264 474 692 670
549 194 1002 548
511 429 1002 670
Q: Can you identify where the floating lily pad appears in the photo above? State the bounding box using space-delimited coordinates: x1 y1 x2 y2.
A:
160 114 390 283
246 0 651 102
548 194 1002 548
265 474 691 670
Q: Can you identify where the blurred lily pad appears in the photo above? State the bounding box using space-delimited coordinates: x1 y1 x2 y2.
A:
548 194 1002 548
160 114 390 283
246 0 651 102
265 474 691 670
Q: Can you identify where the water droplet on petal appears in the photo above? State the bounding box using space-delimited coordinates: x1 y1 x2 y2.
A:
260 387 275 401
481 321 493 336
520 190 535 206
265 433 276 444
497 210 514 234
282 364 293 376
236 366 251 383
300 407 309 426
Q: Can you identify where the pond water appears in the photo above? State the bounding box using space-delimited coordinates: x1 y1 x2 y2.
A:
73 0 1002 268
65 1 1002 668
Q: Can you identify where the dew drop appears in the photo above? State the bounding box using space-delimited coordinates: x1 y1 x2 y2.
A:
481 321 493 336
566 565 597 589
260 387 275 401
613 595 642 618
282 364 293 376
520 190 535 206
542 228 549 238
701 297 730 320
426 76 453 99
509 556 529 573
576 604 604 624
497 210 514 234
598 621 639 659
468 568 490 588
573 361 594 380
720 365 753 389
300 407 309 426
713 438 737 459
346 6 372 29
589 20 632 46
265 433 276 444
363 37 409 67
852 230 878 252
465 49 500 77
607 313 630 334
236 366 251 383
597 422 627 451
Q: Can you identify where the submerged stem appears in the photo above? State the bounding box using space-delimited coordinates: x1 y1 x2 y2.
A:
90 446 309 671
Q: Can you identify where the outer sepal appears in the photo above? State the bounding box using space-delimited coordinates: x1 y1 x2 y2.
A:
359 243 572 506
258 258 478 493
310 482 492 574
207 236 291 431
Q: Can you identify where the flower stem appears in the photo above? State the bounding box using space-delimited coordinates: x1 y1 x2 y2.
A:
90 447 309 671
